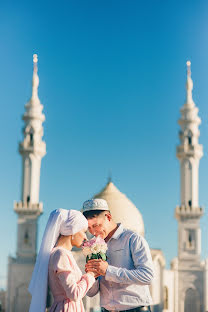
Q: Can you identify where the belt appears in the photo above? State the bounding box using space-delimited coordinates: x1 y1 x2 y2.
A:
102 306 151 312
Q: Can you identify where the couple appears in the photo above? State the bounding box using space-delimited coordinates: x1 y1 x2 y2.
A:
29 198 154 312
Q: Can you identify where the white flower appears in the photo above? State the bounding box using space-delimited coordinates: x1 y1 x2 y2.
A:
82 247 92 256
100 245 108 253
91 244 101 254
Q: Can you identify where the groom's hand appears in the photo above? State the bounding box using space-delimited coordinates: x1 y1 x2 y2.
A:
85 259 108 276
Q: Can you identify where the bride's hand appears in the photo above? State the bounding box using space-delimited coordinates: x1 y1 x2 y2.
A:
85 267 99 278
85 259 108 276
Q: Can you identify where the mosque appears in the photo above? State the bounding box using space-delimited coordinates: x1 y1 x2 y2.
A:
5 55 208 312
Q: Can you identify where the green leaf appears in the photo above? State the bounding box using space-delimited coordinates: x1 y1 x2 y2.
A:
99 252 107 261
91 254 98 259
86 253 107 262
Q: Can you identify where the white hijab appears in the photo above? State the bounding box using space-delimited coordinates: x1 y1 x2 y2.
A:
28 208 88 312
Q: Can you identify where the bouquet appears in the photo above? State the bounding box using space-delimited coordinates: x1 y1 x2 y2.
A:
82 236 108 262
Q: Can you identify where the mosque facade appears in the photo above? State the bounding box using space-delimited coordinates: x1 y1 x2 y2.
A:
6 56 208 312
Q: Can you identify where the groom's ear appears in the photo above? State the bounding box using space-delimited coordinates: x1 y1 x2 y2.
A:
105 212 112 222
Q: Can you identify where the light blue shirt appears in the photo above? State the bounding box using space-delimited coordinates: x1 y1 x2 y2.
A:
87 224 154 311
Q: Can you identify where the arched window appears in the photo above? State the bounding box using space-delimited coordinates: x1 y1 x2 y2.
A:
187 130 193 145
24 230 29 244
182 159 192 205
188 233 192 247
30 132 34 145
164 286 168 309
23 158 31 203
186 230 195 250
184 288 200 312
188 136 192 145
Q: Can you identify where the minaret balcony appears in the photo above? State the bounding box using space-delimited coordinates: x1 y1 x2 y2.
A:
178 115 201 126
19 141 46 156
175 205 204 219
176 144 203 159
23 110 45 122
14 201 43 216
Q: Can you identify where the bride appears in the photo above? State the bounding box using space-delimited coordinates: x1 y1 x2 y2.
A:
28 209 96 312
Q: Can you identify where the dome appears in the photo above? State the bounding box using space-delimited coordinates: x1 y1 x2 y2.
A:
94 181 145 236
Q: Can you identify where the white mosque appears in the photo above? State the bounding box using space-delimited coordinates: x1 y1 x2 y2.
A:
5 56 208 312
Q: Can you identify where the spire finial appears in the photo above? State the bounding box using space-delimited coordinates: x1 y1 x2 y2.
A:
32 53 39 99
107 170 112 184
185 60 194 106
33 54 38 73
186 60 191 77
33 53 38 64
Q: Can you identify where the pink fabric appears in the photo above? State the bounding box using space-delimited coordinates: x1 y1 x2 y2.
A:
48 247 95 312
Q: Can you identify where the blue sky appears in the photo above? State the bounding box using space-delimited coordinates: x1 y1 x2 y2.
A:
0 0 208 289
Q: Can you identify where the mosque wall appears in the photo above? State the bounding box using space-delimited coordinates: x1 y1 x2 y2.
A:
204 259 208 311
6 257 33 312
178 269 204 312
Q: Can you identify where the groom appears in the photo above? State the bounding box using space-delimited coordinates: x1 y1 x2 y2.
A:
83 198 154 312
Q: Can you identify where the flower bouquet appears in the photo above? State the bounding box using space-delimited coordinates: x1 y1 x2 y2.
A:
82 236 108 263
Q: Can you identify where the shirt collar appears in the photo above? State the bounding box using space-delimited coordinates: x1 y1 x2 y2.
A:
110 223 124 240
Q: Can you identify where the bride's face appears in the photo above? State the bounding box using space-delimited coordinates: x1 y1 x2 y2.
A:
72 228 88 248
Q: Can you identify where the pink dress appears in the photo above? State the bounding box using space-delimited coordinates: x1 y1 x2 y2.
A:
48 246 95 312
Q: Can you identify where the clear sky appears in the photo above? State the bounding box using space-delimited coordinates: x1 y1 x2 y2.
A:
0 0 208 289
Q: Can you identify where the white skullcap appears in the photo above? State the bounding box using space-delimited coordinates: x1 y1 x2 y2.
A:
28 209 88 312
83 198 109 213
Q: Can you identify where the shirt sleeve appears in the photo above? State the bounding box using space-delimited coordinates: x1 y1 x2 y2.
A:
86 277 100 297
52 249 96 302
105 234 154 285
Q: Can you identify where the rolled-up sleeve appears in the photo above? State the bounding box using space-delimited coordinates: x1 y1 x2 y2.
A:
105 234 154 285
87 277 100 297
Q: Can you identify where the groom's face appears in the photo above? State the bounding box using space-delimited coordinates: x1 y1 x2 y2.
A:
87 212 110 239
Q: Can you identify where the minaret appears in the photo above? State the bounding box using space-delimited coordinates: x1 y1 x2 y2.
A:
6 54 46 312
171 61 205 312
14 54 46 259
175 61 203 263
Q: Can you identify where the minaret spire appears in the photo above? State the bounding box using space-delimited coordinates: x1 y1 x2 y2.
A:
23 54 45 121
185 60 194 107
31 53 39 101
